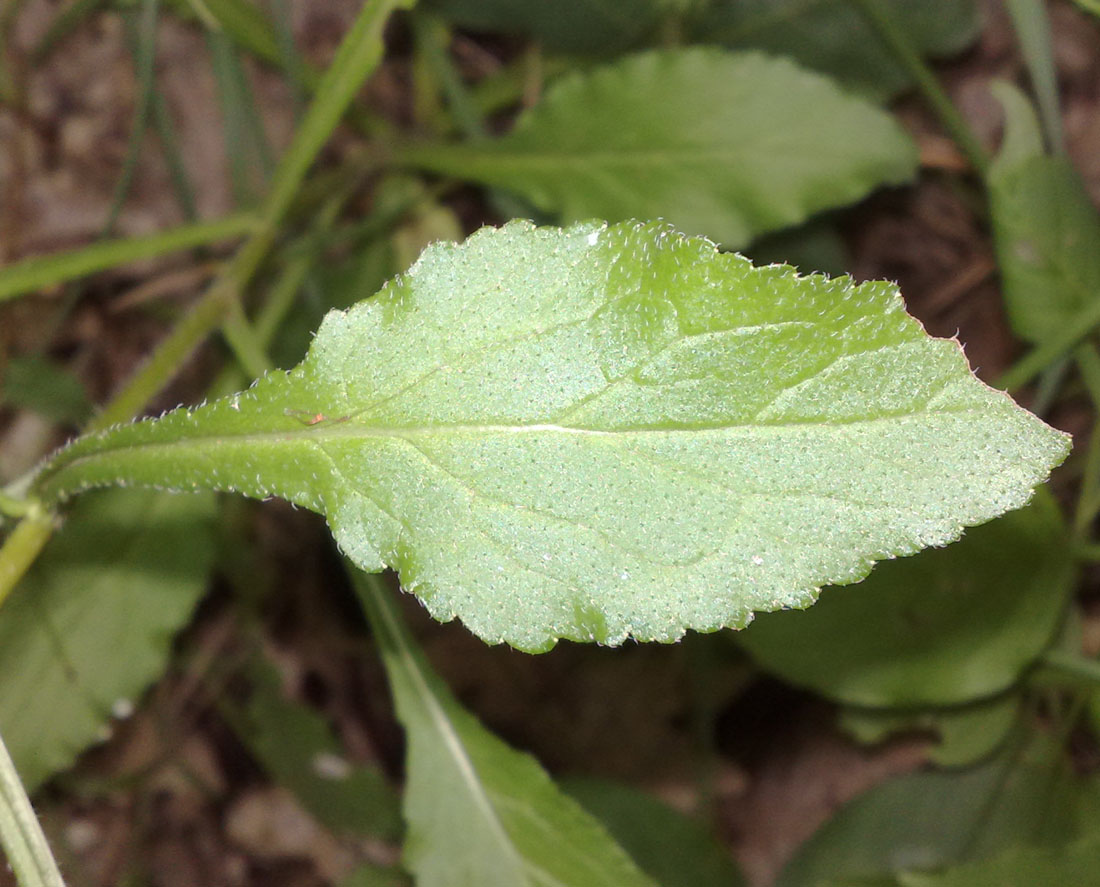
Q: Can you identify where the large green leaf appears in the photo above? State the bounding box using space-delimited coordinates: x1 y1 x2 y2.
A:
737 490 1073 706
34 220 1069 652
354 574 657 887
400 49 918 247
690 0 979 101
0 489 216 790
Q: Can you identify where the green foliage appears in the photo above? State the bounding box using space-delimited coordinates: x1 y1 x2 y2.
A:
778 741 1100 887
3 2 1099 885
989 82 1100 344
839 695 1020 768
33 220 1067 652
883 837 1100 887
401 49 918 247
0 357 90 426
227 656 403 840
689 0 980 100
0 489 216 791
355 574 657 887
738 490 1073 706
423 0 673 54
561 777 747 887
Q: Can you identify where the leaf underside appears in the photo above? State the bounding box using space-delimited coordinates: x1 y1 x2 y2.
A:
38 220 1070 652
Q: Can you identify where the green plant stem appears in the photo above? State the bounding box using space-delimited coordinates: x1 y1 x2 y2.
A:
0 213 258 303
412 10 488 141
1072 345 1100 535
996 298 1100 391
1073 542 1100 562
103 0 162 238
849 0 990 177
0 0 415 612
0 509 52 610
1004 0 1065 155
1040 649 1100 686
0 730 66 887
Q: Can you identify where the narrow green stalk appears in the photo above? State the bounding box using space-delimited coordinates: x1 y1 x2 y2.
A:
412 10 487 140
261 0 415 230
1072 345 1100 535
996 297 1100 391
1004 0 1065 155
0 0 417 613
0 510 52 609
1040 649 1100 687
849 0 991 177
1073 542 1100 562
0 730 66 887
0 214 257 304
103 0 162 237
149 83 200 222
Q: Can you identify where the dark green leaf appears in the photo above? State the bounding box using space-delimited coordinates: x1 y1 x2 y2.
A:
1 356 91 425
423 0 672 54
989 116 1100 343
839 695 1019 767
561 777 746 887
691 0 980 101
778 743 1095 887
893 837 1100 887
738 491 1072 706
229 656 403 839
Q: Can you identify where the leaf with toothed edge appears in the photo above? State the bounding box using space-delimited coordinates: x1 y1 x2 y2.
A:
32 220 1070 652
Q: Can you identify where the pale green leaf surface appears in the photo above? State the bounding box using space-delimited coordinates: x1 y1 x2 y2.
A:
355 574 657 887
400 49 918 247
0 489 216 791
35 220 1069 652
690 0 979 101
738 490 1073 706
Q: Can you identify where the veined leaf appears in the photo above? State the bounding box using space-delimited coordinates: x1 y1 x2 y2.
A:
34 220 1069 652
355 574 657 887
0 489 216 790
400 49 918 247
